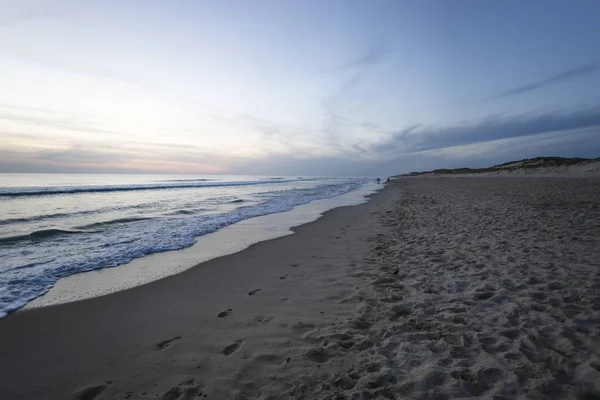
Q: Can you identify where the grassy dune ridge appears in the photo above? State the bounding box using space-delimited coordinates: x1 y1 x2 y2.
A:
397 157 600 177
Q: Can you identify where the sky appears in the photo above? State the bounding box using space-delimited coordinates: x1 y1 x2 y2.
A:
1 0 599 176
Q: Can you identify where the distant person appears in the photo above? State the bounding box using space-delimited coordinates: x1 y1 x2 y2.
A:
386 177 390 183
376 177 381 183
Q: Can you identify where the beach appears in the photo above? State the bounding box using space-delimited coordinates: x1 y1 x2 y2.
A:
1 177 599 399
0 174 366 316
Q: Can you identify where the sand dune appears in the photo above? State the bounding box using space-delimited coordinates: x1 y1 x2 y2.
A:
399 157 600 177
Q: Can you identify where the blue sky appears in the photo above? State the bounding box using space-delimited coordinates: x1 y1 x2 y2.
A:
1 0 599 176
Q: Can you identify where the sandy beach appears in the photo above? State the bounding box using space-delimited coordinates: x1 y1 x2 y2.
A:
1 177 599 399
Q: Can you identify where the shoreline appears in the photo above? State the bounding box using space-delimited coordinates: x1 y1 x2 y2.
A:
1 177 599 399
25 182 380 310
0 175 366 318
0 183 393 400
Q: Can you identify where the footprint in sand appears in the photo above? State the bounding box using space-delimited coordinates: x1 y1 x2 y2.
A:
253 314 273 323
305 347 329 363
473 291 494 301
155 336 182 351
248 289 262 296
162 379 204 400
218 308 232 318
222 340 244 355
75 382 112 400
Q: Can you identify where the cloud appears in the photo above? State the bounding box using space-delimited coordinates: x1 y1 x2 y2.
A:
352 141 367 154
428 126 600 161
372 107 600 155
318 41 390 148
0 103 54 114
0 108 134 138
227 153 378 177
230 123 600 177
493 62 600 99
0 141 235 174
340 39 389 71
4 122 600 177
370 124 419 153
0 12 45 25
37 145 130 164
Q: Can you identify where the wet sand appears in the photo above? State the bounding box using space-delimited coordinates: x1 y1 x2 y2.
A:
1 178 599 399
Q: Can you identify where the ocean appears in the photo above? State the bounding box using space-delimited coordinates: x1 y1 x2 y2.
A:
0 173 368 317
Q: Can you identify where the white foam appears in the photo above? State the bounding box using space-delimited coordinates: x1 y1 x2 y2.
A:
0 177 320 196
25 183 381 308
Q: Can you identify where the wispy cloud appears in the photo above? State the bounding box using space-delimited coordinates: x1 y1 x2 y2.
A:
0 140 235 174
0 103 54 114
371 106 600 155
319 41 390 149
37 144 131 164
0 12 45 26
340 39 389 71
0 110 135 138
352 141 367 154
493 62 600 99
384 124 420 149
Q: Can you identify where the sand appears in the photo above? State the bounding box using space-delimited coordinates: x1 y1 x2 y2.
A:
1 177 599 399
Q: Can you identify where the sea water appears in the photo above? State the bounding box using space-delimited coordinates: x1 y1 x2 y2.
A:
0 174 368 317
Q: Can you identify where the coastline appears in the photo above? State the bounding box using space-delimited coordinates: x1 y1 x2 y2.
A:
0 183 393 400
25 182 380 309
0 175 367 317
1 177 599 399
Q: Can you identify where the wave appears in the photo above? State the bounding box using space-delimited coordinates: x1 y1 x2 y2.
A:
78 216 153 229
0 211 74 226
166 209 199 216
30 228 85 239
160 178 215 182
0 228 91 245
0 200 166 226
0 178 318 198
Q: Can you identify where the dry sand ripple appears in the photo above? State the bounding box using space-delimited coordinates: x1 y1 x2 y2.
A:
284 178 600 399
